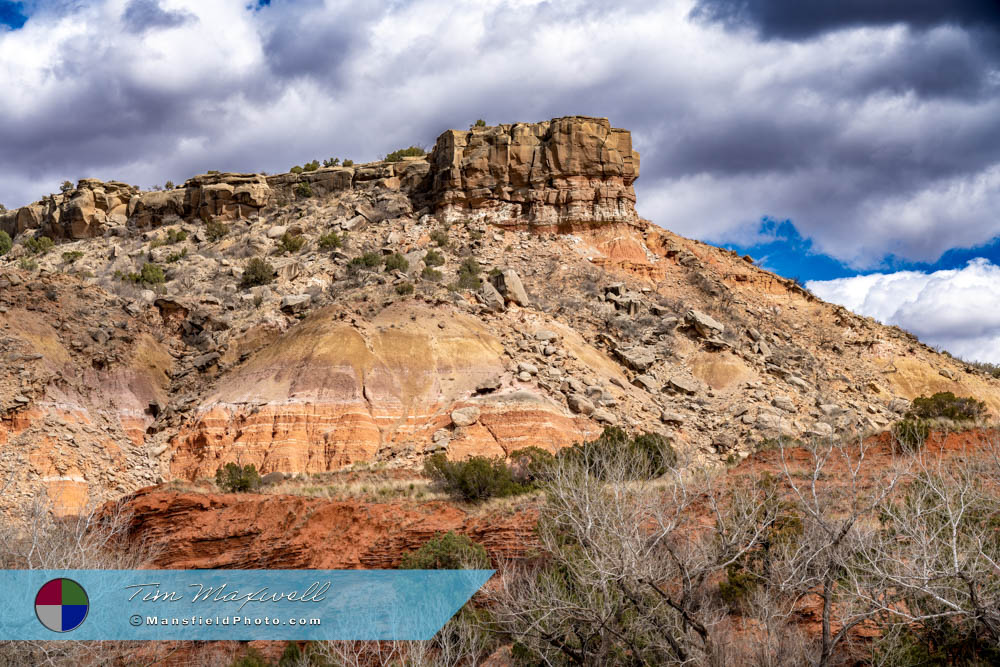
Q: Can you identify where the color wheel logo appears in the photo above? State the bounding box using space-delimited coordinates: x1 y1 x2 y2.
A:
35 578 89 632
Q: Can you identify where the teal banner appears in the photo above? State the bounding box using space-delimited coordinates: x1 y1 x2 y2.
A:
0 570 493 640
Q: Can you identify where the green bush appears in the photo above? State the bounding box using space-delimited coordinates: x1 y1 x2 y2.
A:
385 146 425 162
559 427 676 480
289 165 304 174
122 262 166 285
508 446 556 485
205 220 229 242
348 251 382 274
322 157 340 168
342 159 354 167
166 248 188 263
164 180 175 190
59 180 74 193
474 119 487 127
215 462 262 493
891 418 931 454
19 258 37 271
61 250 83 263
317 231 342 250
0 230 12 256
421 267 442 282
423 249 445 267
24 236 54 255
424 453 533 502
294 182 313 198
907 392 987 422
279 232 306 254
395 282 414 295
240 257 275 288
399 532 490 569
430 229 449 247
384 252 409 272
454 257 482 290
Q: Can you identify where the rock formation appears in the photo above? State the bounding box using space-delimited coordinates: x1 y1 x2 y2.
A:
2 115 1000 516
1 116 638 241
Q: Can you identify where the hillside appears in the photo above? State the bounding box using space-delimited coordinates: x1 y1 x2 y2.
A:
2 115 999 515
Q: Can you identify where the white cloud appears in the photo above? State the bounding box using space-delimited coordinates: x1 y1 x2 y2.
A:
807 258 1000 363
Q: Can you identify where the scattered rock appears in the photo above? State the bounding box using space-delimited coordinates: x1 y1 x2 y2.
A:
475 377 501 394
450 406 481 427
771 396 797 413
280 294 311 313
660 410 685 425
632 374 659 392
591 409 617 425
478 281 505 312
566 393 595 415
490 269 531 307
517 362 539 375
614 346 657 373
666 376 701 395
685 309 724 337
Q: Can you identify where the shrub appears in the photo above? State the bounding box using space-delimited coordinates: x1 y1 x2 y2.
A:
317 231 342 250
395 282 414 296
289 165 304 174
294 182 313 198
24 236 54 255
454 257 482 290
164 180 175 190
559 427 676 480
474 119 487 127
907 392 987 422
385 146 425 162
430 229 450 247
399 532 490 569
240 257 275 288
166 248 188 263
508 446 556 485
384 252 409 272
205 220 229 242
342 159 354 167
279 232 305 254
424 453 532 503
891 418 931 454
0 230 11 256
61 250 83 263
59 180 74 193
302 160 320 172
215 463 262 493
348 251 382 274
421 267 442 282
19 258 37 271
322 157 340 168
423 249 445 267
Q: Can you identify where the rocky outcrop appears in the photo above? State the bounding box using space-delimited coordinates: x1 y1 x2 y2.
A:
121 488 538 569
426 115 640 227
1 116 639 242
0 179 137 240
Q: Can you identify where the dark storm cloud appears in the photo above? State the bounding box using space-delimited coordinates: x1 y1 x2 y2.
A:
121 0 193 33
690 0 1000 39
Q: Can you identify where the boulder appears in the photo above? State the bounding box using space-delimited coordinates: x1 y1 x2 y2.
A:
566 393 595 415
490 269 530 307
685 309 724 337
478 281 506 312
614 346 657 373
280 294 311 313
450 406 481 427
666 376 701 395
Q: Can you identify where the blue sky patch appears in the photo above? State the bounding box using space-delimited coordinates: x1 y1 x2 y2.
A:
0 1 27 29
725 218 1000 283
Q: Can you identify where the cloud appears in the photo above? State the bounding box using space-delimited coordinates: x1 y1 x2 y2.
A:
121 0 194 33
807 259 1000 363
690 0 1000 40
0 0 997 272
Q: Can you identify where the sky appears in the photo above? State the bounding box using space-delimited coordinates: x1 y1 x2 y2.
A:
0 0 998 362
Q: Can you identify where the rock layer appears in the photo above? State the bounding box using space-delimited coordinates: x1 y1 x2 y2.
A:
426 115 640 227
